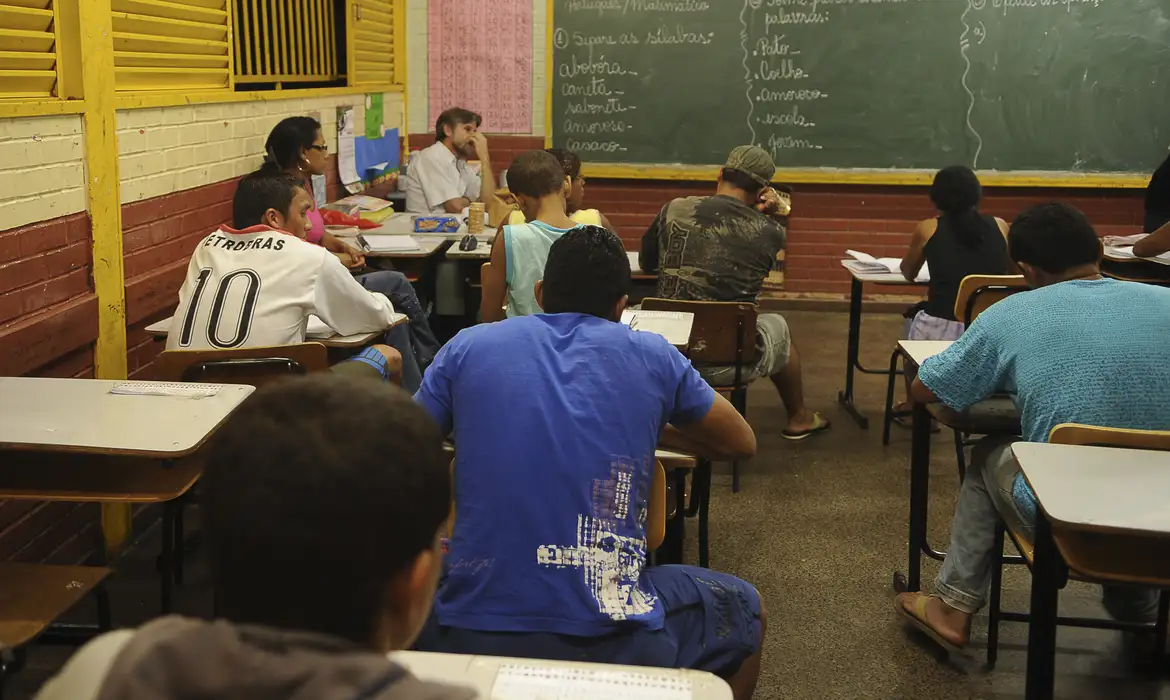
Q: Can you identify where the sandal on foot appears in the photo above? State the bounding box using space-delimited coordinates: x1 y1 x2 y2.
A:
894 592 969 656
781 413 832 441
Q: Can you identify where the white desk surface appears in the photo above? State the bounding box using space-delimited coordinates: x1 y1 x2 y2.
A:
0 378 253 457
389 650 732 699
146 314 406 348
1015 443 1170 537
897 340 953 367
841 259 924 285
364 235 449 259
629 251 654 277
444 236 495 260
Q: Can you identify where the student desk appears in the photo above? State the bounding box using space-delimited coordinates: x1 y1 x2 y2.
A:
145 314 407 349
390 650 733 699
891 340 954 594
443 236 494 260
1101 248 1170 286
0 378 254 610
838 260 927 429
1015 443 1170 700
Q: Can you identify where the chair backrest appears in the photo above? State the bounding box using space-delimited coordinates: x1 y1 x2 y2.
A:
953 274 1028 325
1049 424 1170 451
151 343 329 388
640 298 758 368
647 461 666 552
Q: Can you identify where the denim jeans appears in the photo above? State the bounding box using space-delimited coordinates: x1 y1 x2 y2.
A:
356 270 440 393
935 435 1159 622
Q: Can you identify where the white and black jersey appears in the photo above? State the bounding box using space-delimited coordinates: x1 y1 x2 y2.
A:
166 225 396 350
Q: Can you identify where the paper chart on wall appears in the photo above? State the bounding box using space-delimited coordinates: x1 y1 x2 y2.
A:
427 0 532 134
336 106 362 194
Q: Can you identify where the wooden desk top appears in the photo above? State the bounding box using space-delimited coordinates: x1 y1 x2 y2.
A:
146 314 407 348
841 259 926 285
0 378 253 458
897 339 954 367
1015 442 1170 537
389 650 732 699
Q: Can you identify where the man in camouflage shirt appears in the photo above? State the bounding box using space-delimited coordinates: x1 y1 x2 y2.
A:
639 146 830 440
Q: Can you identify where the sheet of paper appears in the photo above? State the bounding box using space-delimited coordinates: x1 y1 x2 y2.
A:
621 310 694 346
1103 233 1149 246
844 250 929 281
492 664 692 700
336 105 362 194
110 382 221 398
427 0 532 133
361 234 420 252
335 194 393 212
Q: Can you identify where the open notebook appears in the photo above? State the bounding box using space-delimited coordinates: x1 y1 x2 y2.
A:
845 250 929 282
357 234 420 252
621 309 694 347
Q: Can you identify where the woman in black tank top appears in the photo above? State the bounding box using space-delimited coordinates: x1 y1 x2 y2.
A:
893 166 1012 425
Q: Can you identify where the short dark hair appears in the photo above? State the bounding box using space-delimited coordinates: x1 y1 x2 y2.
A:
202 375 449 645
509 150 566 198
232 169 305 229
719 167 764 198
930 165 982 215
542 225 630 318
544 148 582 179
263 116 321 171
434 107 482 142
1008 203 1102 274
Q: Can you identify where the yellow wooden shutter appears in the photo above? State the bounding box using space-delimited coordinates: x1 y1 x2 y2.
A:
0 0 59 98
348 0 397 86
111 0 231 92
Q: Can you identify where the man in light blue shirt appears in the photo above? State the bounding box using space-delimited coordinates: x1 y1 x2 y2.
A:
896 203 1170 653
414 226 766 700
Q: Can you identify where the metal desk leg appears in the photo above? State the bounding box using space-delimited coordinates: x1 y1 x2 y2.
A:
893 401 948 593
659 470 688 565
1025 512 1064 700
838 278 868 428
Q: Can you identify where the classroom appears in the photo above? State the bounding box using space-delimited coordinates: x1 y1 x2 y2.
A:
1 1 1169 699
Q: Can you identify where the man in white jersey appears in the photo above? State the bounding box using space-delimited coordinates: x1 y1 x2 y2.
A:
167 170 406 382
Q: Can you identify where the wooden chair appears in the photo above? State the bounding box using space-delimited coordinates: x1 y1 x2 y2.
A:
151 343 329 387
0 562 110 696
640 298 757 494
986 424 1170 666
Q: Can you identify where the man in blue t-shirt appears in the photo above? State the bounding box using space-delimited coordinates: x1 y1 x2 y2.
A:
896 203 1170 654
414 226 764 699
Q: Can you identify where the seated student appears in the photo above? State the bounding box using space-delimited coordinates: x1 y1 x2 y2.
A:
1133 220 1170 258
264 116 440 369
166 168 426 391
640 145 828 440
34 376 468 700
895 203 1170 653
505 148 616 232
480 150 581 321
892 165 1011 424
1143 151 1170 233
415 226 764 700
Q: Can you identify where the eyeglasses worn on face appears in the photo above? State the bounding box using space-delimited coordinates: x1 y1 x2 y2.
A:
307 144 329 153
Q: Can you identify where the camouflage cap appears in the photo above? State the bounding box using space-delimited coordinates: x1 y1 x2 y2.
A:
724 145 775 188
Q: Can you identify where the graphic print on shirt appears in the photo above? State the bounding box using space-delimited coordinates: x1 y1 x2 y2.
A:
178 267 262 349
535 456 656 620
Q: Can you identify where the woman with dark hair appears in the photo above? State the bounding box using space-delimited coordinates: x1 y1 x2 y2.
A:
1133 152 1170 258
505 148 615 232
892 166 1012 423
262 116 440 389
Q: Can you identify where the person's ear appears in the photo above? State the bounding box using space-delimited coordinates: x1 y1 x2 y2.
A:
1016 261 1039 288
611 294 629 321
534 279 544 310
562 176 572 199
263 207 283 229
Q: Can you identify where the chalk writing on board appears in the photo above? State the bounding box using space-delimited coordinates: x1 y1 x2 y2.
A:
427 0 532 134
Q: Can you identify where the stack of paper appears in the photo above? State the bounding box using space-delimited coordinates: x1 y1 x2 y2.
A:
845 250 929 282
1103 233 1149 246
1104 245 1170 265
333 194 393 212
359 234 419 252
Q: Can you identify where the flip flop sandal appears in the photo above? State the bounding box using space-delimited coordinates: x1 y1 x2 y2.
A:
894 593 969 656
781 413 832 441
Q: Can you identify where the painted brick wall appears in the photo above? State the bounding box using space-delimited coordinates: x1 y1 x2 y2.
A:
406 0 547 137
0 115 86 231
118 92 405 204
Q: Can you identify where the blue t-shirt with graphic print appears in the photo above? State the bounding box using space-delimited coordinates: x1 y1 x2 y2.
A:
918 278 1170 514
414 313 716 636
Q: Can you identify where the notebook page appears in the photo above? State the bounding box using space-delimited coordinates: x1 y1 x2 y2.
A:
492 664 692 700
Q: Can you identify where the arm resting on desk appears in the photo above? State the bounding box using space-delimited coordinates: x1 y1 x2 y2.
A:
1134 221 1170 258
662 394 756 460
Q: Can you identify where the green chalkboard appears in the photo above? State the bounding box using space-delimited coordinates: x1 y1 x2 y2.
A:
549 0 1170 176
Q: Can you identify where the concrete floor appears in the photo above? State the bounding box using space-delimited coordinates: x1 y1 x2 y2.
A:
6 309 1169 699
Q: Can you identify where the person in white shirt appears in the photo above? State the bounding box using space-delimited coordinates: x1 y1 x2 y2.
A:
402 107 497 214
166 169 419 386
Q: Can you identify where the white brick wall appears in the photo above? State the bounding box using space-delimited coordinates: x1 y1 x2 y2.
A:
407 0 546 137
0 115 87 231
117 92 405 204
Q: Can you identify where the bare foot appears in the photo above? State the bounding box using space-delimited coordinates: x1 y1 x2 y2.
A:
896 592 972 648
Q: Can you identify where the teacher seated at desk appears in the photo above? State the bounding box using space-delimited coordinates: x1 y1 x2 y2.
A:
402 106 497 214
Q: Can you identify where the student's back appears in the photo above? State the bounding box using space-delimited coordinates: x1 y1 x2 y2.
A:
502 220 577 317
921 213 1009 320
922 278 1170 443
418 313 712 632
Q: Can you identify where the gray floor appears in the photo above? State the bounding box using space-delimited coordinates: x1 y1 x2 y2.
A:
6 309 1169 699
